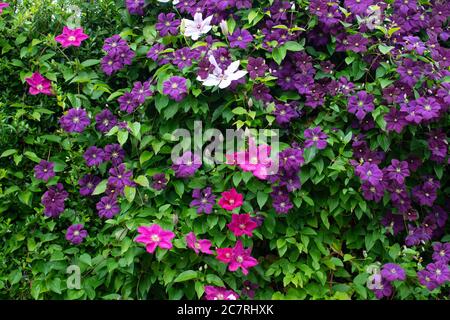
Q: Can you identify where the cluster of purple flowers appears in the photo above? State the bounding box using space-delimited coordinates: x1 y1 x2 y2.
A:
404 205 447 247
77 143 128 219
350 132 447 249
427 130 448 163
41 183 68 217
82 143 125 168
117 80 153 113
371 263 406 299
101 35 135 75
417 242 450 291
268 146 304 214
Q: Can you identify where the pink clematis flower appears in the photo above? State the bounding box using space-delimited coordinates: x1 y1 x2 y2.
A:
55 26 89 48
217 240 258 275
227 138 274 180
240 146 273 180
216 247 234 264
227 213 258 237
218 188 244 211
25 72 53 95
204 286 239 300
0 2 9 14
185 232 213 255
135 224 175 253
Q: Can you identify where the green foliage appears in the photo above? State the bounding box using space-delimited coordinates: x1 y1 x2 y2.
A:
0 0 448 301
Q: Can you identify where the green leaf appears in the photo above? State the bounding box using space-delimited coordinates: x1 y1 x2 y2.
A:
257 191 268 209
173 180 185 198
31 281 41 300
163 103 179 120
79 253 92 266
124 186 136 203
118 130 129 146
8 270 22 285
195 282 204 299
135 175 149 188
1 149 17 158
24 151 41 163
231 107 247 115
155 94 169 113
18 191 32 207
140 151 153 164
272 46 287 65
205 274 224 287
320 211 330 229
174 270 198 283
81 59 100 67
283 41 304 52
378 44 394 55
92 180 107 195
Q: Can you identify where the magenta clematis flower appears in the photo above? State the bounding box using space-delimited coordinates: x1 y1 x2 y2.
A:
233 139 273 180
135 224 175 254
25 72 53 95
55 27 89 48
203 286 239 300
216 247 237 264
217 240 258 275
0 2 9 14
227 213 258 237
218 188 244 211
185 232 213 255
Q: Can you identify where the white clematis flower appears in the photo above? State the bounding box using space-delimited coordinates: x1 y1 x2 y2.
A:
198 55 247 89
157 0 179 4
182 12 213 41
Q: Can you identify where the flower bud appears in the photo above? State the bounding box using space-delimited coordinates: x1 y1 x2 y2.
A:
219 20 228 36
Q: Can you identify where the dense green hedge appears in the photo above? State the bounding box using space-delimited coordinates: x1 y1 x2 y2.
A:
0 0 448 300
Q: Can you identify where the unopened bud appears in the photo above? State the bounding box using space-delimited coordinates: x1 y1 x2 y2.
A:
219 20 228 35
248 98 253 108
